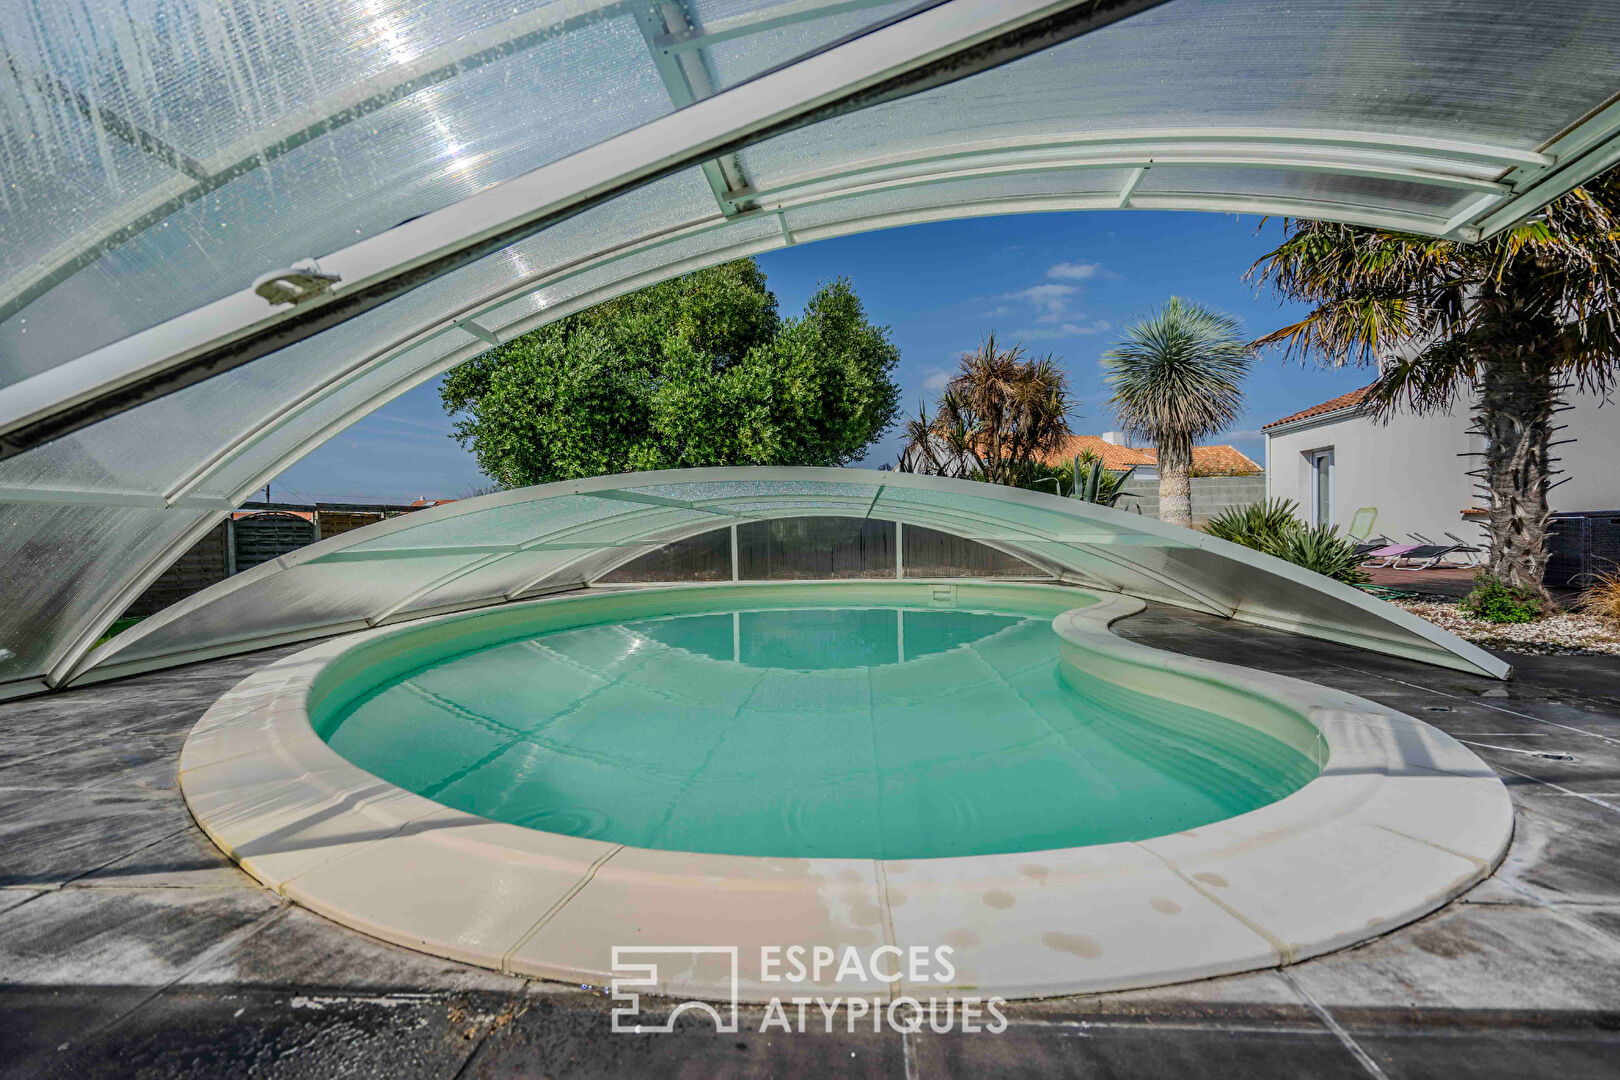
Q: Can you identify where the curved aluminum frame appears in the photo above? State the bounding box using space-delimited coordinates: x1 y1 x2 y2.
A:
77 467 1511 686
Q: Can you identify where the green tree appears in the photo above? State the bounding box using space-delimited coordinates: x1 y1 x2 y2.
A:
1101 298 1253 528
898 334 1074 484
441 259 901 485
1248 174 1620 600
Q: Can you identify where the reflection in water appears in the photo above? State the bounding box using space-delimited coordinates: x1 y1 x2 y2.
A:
323 606 1318 859
633 607 1023 668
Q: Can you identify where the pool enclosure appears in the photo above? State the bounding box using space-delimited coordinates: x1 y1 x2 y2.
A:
83 468 1508 683
3 0 1617 696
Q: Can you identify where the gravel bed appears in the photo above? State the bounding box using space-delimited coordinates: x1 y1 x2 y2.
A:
1395 596 1620 657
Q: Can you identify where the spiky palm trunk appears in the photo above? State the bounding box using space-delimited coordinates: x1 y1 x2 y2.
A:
1157 434 1194 528
1472 273 1562 601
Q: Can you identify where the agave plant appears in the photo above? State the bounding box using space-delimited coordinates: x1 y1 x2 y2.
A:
1071 450 1134 507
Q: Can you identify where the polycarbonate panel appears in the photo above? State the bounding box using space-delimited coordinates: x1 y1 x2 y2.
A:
629 480 881 504
597 519 1056 582
736 517 895 579
776 170 1131 235
741 0 1620 194
340 494 643 553
0 169 729 500
0 502 208 683
551 505 725 545
0 312 480 498
873 487 1159 544
381 547 600 619
1135 167 1469 217
0 4 674 379
901 525 1048 579
0 114 181 329
701 2 915 90
79 469 1510 687
100 552 490 669
470 210 784 339
599 528 734 583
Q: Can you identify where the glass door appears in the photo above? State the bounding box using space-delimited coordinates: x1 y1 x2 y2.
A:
1309 449 1334 528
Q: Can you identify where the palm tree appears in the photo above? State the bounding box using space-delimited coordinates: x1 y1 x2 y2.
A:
1102 298 1253 527
1248 172 1620 600
899 334 1073 484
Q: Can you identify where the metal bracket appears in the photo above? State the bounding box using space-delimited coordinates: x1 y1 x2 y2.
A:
253 262 342 306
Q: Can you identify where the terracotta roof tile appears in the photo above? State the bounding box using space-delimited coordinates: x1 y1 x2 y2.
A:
1263 384 1374 429
1040 435 1261 476
1190 444 1264 475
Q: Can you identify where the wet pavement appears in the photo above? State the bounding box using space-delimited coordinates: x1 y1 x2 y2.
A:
2 605 1618 1078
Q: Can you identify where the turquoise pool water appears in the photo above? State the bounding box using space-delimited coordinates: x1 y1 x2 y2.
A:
316 601 1318 859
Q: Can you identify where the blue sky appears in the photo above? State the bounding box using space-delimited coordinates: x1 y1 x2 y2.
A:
269 210 1374 504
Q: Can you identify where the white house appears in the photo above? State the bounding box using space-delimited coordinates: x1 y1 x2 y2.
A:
1264 384 1620 544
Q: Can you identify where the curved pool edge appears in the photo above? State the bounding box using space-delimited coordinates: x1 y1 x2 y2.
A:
177 582 1513 1002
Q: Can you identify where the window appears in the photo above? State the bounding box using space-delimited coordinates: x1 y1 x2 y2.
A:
1309 449 1334 527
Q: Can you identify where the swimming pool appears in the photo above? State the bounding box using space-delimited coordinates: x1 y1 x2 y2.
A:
183 581 1510 1000
313 595 1318 860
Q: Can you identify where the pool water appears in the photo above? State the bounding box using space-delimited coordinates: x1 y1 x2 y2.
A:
317 604 1318 859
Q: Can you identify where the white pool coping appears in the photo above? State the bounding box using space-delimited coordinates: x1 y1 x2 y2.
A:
178 583 1512 1002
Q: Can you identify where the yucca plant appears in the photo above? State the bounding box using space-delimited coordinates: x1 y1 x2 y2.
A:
1102 298 1254 527
1249 170 1620 601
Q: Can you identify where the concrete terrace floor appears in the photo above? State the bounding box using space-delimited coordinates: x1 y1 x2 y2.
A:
2 605 1619 1078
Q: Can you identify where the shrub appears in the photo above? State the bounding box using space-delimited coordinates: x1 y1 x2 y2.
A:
1205 499 1367 584
1263 523 1371 585
1205 499 1302 551
1575 567 1620 624
1459 572 1544 623
1009 452 1134 508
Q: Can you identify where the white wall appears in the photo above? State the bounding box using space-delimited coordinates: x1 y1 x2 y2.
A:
1265 389 1620 545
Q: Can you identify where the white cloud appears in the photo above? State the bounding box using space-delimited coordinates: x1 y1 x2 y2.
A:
1046 261 1104 280
999 283 1081 326
1004 283 1077 312
1010 320 1112 341
922 368 952 392
982 304 1012 318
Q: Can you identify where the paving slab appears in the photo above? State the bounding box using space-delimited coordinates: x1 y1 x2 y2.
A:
0 887 280 987
22 986 508 1080
0 788 192 887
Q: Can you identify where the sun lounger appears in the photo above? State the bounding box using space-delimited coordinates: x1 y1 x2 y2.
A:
1352 535 1394 558
1387 542 1467 570
1362 543 1419 567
